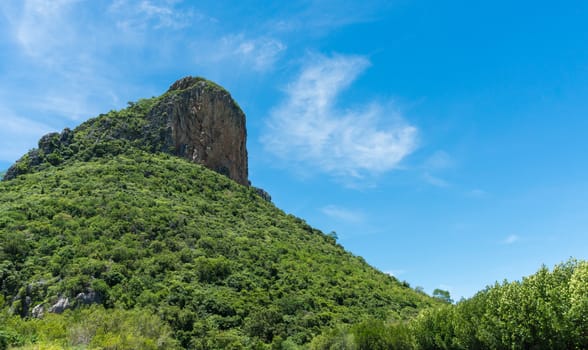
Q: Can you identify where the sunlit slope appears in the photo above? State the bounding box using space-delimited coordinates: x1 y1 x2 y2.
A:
0 150 437 347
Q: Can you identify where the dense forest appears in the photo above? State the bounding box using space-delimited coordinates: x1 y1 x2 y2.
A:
1 80 586 349
0 150 436 349
2 256 586 349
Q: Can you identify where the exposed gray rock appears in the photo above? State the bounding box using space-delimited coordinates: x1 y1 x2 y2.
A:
32 304 45 318
3 128 73 180
48 296 70 314
253 187 272 202
75 291 101 305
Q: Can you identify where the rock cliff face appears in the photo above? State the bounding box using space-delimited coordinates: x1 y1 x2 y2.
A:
3 76 249 186
156 77 248 185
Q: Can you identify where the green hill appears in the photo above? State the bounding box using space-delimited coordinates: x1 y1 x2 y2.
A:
0 79 438 349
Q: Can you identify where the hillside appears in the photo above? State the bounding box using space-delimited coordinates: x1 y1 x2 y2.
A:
0 78 438 349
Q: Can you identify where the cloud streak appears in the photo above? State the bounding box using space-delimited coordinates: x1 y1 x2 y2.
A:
199 34 286 72
502 234 520 245
7 0 79 63
0 0 292 166
422 172 450 188
109 0 200 32
263 54 418 181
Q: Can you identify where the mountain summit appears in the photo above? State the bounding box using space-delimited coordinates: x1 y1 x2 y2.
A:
4 76 248 185
0 77 437 348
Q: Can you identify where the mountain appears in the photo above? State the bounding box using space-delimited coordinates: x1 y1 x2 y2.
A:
4 76 248 186
0 77 438 349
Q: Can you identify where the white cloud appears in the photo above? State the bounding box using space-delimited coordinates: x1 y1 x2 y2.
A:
267 1 383 36
0 1 143 123
196 34 286 72
109 3 286 73
109 0 198 31
6 0 79 62
502 234 520 245
263 54 418 180
321 205 364 223
234 36 286 71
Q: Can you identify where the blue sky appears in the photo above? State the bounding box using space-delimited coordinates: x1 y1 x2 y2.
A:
1 0 588 299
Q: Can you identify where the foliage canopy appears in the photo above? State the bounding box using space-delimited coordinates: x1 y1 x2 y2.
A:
0 148 435 348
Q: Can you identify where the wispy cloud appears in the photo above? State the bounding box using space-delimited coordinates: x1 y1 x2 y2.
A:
6 0 78 62
322 205 365 223
424 150 453 170
108 3 286 73
236 37 286 71
0 0 292 165
0 1 124 118
263 54 418 181
420 150 453 187
422 172 450 188
208 34 287 72
0 0 143 160
502 234 520 245
109 0 200 32
267 1 386 36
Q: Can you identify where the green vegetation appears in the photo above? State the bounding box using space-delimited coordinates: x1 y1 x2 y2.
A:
3 96 161 181
311 259 588 350
0 306 179 349
0 149 435 348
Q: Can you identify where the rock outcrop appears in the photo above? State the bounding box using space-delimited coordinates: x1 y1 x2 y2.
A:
155 77 248 185
3 76 249 185
48 296 69 314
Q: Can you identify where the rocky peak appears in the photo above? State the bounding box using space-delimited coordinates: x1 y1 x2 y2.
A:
168 76 205 91
157 76 249 185
3 76 249 186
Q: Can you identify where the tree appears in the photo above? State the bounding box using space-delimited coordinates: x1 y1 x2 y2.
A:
432 289 453 304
